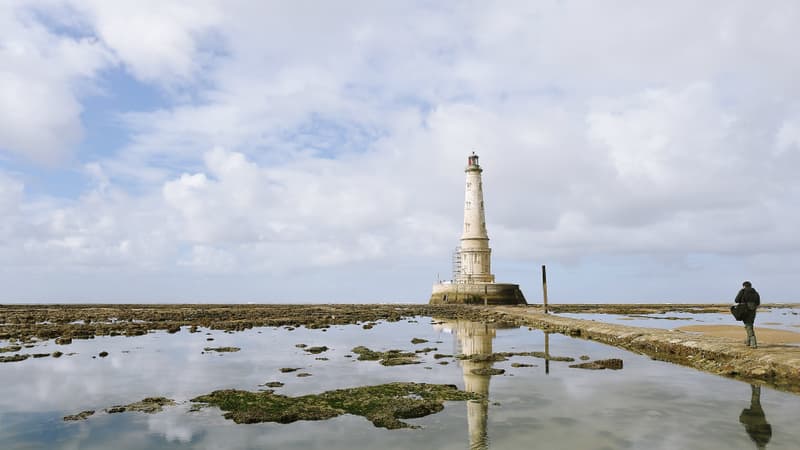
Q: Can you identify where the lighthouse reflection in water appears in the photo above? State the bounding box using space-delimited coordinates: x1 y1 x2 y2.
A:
434 320 519 450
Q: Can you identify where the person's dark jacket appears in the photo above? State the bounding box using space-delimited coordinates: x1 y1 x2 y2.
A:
735 287 761 309
735 287 760 325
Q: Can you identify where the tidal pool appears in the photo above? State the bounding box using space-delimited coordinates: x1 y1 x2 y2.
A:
1 316 799 449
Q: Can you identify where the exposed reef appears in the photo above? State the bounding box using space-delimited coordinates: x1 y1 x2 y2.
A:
192 382 480 429
351 346 421 366
0 304 501 343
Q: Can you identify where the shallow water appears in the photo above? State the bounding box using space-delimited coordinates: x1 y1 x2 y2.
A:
1 317 799 449
557 307 800 332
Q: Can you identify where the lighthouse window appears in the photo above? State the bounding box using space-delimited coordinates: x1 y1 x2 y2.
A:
466 182 472 190
466 200 471 209
465 223 471 232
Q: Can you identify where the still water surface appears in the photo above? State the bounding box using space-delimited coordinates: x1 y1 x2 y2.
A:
1 317 798 449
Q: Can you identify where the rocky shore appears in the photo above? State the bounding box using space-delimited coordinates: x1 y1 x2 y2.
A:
2 303 799 394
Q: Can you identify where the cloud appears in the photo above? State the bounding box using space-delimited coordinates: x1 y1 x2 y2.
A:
3 1 800 301
67 0 222 84
0 1 112 163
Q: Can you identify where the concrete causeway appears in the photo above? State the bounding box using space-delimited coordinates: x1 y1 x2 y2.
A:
490 306 800 395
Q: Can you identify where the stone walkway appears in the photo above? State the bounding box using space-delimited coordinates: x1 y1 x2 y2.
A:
490 306 800 395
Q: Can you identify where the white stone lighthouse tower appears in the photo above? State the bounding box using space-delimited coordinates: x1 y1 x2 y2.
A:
458 152 495 283
429 153 525 305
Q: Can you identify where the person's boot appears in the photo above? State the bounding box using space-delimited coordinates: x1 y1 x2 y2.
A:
745 325 756 348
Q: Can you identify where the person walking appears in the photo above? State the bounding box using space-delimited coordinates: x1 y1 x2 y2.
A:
735 281 761 348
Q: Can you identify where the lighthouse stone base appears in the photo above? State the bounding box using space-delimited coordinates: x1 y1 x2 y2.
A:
429 282 526 305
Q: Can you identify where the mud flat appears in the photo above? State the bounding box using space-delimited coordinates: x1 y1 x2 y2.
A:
492 306 800 394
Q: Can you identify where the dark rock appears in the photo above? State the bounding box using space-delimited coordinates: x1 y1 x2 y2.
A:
0 354 29 363
204 347 240 353
414 347 437 353
569 358 624 370
63 410 94 421
470 368 505 376
510 362 535 368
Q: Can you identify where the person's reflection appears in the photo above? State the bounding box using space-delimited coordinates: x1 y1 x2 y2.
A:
739 384 772 449
434 320 496 450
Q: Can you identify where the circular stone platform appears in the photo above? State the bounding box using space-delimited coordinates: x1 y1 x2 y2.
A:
429 282 526 305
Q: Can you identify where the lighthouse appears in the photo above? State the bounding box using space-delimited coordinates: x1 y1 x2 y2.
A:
458 153 494 283
429 153 526 305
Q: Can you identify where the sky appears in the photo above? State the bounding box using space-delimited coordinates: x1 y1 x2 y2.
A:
1 1 799 304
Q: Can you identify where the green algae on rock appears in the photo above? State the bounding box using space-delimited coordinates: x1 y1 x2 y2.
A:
204 347 240 353
470 367 505 376
569 358 623 370
63 410 94 421
191 382 480 429
112 397 176 414
305 346 328 354
510 362 535 368
351 346 421 366
0 354 29 363
65 397 175 421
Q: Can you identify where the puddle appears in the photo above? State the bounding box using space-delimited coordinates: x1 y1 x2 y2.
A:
1 317 799 449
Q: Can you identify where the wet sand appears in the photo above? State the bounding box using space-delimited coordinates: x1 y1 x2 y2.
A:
493 305 800 395
677 325 800 344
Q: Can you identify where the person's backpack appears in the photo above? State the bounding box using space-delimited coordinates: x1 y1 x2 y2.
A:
745 289 760 309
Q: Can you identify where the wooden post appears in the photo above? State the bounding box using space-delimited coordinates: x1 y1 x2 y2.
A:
544 331 550 375
542 265 548 314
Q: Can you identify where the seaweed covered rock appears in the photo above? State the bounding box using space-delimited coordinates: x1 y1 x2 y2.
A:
569 358 623 370
63 410 94 421
105 397 175 414
0 354 29 363
470 367 505 376
204 347 240 353
192 382 479 429
351 346 421 366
